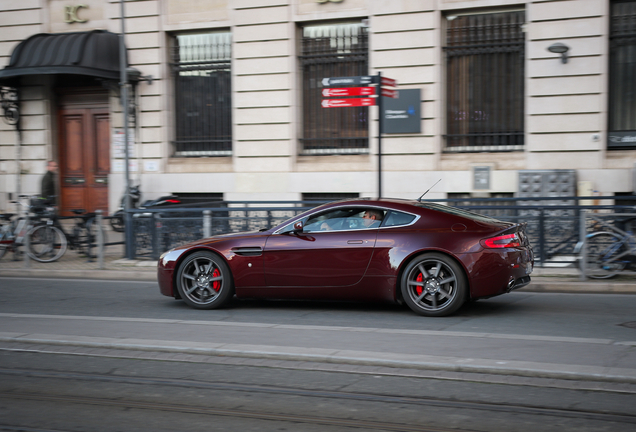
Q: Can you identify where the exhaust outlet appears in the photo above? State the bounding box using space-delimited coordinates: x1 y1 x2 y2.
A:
507 279 516 292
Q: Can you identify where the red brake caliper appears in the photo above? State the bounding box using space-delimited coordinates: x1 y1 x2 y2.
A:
416 273 424 296
212 268 221 292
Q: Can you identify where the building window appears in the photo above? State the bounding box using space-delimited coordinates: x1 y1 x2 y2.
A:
299 22 369 155
171 32 232 157
444 11 525 152
609 1 636 149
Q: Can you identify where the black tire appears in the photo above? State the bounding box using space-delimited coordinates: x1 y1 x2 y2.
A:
583 232 627 279
175 251 234 309
110 212 124 232
27 225 67 262
400 252 467 317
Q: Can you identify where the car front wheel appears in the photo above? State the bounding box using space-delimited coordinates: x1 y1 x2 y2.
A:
401 253 467 317
176 251 234 309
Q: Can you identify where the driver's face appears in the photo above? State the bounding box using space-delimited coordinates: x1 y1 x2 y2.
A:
362 212 375 226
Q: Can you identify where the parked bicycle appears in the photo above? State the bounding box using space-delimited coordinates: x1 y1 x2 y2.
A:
576 214 636 279
29 207 105 261
0 196 67 262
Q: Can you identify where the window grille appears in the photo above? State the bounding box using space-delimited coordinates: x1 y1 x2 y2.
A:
444 11 525 152
299 23 369 155
609 0 636 149
171 32 232 157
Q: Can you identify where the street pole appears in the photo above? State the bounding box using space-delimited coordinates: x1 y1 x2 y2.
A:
377 72 383 199
119 0 132 259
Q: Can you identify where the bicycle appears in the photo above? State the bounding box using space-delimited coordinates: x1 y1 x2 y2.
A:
29 207 105 260
0 197 67 263
576 213 636 279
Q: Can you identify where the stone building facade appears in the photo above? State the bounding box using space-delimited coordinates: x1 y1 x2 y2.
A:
0 0 634 214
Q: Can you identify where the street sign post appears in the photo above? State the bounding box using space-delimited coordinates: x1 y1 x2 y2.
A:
320 73 400 198
381 77 397 88
322 87 376 97
322 76 376 87
321 98 376 108
380 88 398 99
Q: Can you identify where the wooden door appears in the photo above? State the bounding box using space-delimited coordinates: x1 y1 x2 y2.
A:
58 107 110 216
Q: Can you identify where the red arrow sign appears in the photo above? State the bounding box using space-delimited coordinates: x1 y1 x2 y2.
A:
381 88 398 99
321 98 376 108
381 77 397 87
322 87 376 97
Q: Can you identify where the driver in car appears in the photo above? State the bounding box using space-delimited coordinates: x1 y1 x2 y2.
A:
361 209 383 228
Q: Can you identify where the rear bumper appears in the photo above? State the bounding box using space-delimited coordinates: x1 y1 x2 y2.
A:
458 247 534 299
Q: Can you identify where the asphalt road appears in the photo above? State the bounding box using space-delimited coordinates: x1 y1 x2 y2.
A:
0 277 635 431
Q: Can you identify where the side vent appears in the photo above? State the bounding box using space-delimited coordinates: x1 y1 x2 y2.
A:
231 247 263 257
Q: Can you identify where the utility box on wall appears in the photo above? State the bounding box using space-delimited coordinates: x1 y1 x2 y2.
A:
518 170 577 201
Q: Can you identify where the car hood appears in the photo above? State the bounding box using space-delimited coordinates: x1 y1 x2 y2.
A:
173 230 265 250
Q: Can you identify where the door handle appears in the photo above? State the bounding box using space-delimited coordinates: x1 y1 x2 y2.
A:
347 240 364 244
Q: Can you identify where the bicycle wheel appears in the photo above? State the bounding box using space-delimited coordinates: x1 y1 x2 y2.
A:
110 211 124 232
0 232 9 260
583 232 628 279
82 218 106 259
27 225 67 262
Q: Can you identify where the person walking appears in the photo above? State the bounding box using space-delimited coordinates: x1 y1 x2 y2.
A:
41 160 58 206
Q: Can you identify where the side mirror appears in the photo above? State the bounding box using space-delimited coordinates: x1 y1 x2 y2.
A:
292 220 304 233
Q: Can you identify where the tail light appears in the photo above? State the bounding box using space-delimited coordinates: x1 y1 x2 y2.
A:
481 233 521 249
165 199 181 204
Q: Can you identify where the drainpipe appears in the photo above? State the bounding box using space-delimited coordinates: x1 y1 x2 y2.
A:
119 0 133 259
1 86 21 207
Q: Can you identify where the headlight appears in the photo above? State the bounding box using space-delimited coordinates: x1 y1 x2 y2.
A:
159 249 172 261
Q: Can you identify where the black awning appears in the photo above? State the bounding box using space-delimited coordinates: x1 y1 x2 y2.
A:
0 30 123 84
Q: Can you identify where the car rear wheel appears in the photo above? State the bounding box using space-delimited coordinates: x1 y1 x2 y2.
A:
401 253 467 317
176 251 234 309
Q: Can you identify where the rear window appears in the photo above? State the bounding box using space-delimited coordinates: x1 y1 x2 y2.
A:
382 211 416 227
416 202 500 223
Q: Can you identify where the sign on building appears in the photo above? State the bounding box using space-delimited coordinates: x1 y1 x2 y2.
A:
381 89 421 134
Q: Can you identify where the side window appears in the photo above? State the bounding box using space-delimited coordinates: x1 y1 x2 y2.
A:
305 208 386 232
382 211 416 227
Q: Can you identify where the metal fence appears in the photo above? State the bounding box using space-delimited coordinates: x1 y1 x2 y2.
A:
128 203 316 259
123 196 636 268
5 196 635 279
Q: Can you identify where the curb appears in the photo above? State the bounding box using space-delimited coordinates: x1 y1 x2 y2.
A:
2 335 636 385
1 269 635 293
521 279 636 294
0 269 157 281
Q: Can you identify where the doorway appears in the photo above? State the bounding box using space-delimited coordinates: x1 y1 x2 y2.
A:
57 90 110 216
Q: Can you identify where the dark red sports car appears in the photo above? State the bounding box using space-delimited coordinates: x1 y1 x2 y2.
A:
157 199 534 317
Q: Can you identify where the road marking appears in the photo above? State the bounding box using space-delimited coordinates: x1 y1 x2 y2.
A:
0 313 628 345
0 277 155 284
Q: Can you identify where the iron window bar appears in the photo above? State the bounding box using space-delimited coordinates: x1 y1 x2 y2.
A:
299 22 369 155
444 11 525 152
171 32 232 157
608 0 636 146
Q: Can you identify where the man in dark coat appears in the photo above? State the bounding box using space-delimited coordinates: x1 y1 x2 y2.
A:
41 160 58 206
